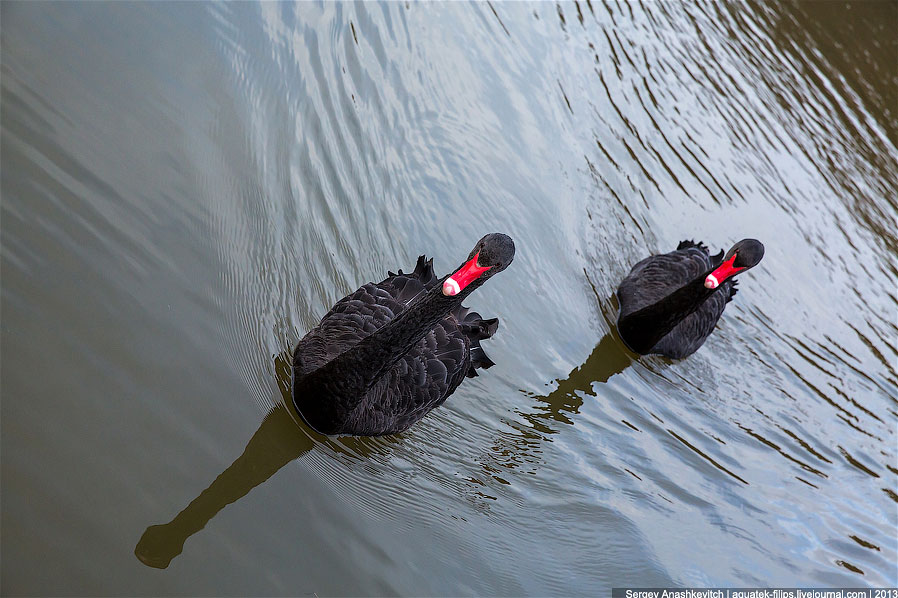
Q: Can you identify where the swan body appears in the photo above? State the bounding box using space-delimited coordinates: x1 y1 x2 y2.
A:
617 239 764 358
293 234 514 436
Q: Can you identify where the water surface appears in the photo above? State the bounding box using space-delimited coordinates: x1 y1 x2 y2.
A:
2 1 896 594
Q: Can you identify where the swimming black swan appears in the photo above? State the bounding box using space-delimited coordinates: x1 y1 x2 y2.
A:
292 233 515 436
616 239 764 358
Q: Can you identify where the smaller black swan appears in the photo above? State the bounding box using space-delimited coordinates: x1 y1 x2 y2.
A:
293 233 515 436
616 239 764 358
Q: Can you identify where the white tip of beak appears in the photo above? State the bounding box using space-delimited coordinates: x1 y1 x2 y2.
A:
704 274 719 289
442 277 461 296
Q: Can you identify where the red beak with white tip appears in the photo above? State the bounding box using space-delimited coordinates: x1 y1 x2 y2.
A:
704 253 744 289
442 253 491 296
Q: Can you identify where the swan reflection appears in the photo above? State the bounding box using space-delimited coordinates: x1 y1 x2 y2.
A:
136 314 634 569
135 353 317 569
474 317 636 480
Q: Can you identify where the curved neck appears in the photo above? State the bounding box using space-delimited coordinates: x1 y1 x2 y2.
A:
297 280 462 432
618 272 718 354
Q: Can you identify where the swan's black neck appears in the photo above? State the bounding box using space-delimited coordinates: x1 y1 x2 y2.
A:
618 272 718 355
296 280 461 433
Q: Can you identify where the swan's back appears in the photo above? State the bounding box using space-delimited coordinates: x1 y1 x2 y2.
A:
293 281 419 379
617 241 736 358
293 256 497 435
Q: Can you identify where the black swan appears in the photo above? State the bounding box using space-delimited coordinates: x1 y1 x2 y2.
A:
292 233 515 435
616 239 764 358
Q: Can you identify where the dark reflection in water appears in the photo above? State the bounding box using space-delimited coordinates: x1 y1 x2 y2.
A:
135 355 313 569
135 352 413 569
472 288 636 482
135 312 634 570
524 299 632 426
747 0 898 256
532 326 632 423
134 289 639 569
135 404 311 569
483 289 758 489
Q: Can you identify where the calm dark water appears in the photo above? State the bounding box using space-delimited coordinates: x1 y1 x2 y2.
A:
2 1 896 594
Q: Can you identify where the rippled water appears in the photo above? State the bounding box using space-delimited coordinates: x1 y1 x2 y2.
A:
2 1 896 594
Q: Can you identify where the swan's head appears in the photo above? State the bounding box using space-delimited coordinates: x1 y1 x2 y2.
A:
442 233 515 297
704 238 764 289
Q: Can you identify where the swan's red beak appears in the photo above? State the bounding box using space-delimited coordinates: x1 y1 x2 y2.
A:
705 254 745 289
443 253 491 296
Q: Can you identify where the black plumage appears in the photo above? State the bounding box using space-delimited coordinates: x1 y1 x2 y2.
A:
617 239 763 359
293 234 514 436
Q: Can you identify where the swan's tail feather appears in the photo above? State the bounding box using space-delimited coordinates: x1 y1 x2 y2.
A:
385 256 439 305
412 255 436 286
466 345 496 377
458 312 498 339
727 279 739 302
677 239 709 254
453 305 471 322
456 308 498 336
456 310 499 377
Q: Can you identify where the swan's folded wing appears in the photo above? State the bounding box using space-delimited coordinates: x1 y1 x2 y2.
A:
377 255 438 306
652 286 731 358
617 247 711 317
306 254 437 367
296 255 498 434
